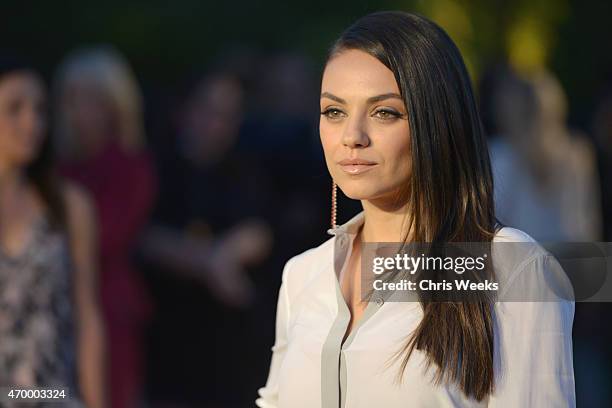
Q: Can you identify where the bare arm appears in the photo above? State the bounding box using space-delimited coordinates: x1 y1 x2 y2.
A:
64 182 107 408
139 219 272 307
139 224 216 278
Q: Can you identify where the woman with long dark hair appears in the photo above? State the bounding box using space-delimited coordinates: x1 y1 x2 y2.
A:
0 59 106 407
256 11 574 407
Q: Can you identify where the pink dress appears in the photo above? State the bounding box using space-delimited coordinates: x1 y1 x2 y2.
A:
60 140 156 408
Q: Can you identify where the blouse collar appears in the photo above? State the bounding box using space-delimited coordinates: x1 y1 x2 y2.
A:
326 211 365 236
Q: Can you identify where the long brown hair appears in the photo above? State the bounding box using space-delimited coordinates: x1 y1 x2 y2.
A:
0 59 67 230
327 11 501 401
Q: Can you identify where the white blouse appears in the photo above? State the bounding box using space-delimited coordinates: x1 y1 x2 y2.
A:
256 211 576 408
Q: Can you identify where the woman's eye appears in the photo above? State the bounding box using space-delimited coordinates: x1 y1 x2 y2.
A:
321 108 345 120
373 109 400 120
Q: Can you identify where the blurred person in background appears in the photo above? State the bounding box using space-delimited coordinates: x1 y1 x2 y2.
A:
592 80 612 241
140 69 273 408
242 51 345 249
53 46 156 408
485 67 608 406
238 52 337 399
567 77 612 407
488 67 601 242
0 58 106 407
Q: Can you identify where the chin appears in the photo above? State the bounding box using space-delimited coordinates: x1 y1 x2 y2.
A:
336 180 382 201
12 148 40 167
337 178 408 208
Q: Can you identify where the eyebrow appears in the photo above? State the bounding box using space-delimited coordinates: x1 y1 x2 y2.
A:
320 92 403 104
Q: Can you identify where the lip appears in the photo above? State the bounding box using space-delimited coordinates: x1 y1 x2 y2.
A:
338 158 378 174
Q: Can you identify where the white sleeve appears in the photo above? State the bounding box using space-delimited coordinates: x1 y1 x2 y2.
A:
488 255 576 407
256 258 293 408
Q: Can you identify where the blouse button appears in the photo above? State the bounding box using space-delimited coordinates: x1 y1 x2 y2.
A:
375 297 384 307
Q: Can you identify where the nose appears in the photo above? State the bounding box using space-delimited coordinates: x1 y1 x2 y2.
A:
341 115 370 148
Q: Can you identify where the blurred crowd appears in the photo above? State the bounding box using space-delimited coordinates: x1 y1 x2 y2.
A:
0 43 610 407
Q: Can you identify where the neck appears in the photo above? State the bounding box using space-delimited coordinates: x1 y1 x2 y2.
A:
0 162 27 221
0 161 24 195
360 198 412 243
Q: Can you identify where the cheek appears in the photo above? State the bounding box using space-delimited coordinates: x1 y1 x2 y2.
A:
319 121 340 163
381 125 412 178
0 114 42 164
29 117 46 149
0 113 18 145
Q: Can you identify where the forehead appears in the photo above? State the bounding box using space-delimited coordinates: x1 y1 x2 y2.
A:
0 72 45 99
321 49 399 96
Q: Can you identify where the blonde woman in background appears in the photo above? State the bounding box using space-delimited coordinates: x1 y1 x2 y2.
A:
54 46 156 408
490 68 601 242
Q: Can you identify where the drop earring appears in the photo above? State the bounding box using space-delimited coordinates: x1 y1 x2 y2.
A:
331 180 338 229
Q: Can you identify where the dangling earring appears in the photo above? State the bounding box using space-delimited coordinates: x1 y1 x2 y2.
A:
331 180 338 229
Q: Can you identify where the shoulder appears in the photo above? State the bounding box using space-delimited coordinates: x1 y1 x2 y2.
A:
62 181 97 230
492 226 541 272
493 226 537 243
492 226 574 302
280 236 336 292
